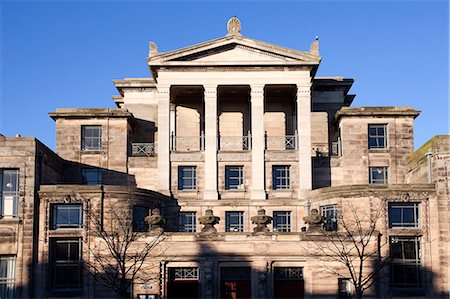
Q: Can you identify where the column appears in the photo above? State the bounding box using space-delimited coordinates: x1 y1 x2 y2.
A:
296 82 312 198
251 84 266 200
157 85 171 196
203 85 218 200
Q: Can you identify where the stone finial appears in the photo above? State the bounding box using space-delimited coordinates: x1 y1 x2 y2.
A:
145 208 165 233
198 209 220 234
149 41 158 57
251 209 273 235
303 208 324 231
227 16 242 36
309 35 319 56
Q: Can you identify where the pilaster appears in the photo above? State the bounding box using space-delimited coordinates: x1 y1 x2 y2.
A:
204 85 219 200
250 84 266 200
297 82 312 198
157 85 171 196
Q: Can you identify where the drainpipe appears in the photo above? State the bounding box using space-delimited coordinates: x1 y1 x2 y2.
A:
425 150 433 183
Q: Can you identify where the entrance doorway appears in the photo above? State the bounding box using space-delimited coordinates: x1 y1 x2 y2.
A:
220 267 252 299
167 267 199 299
273 267 304 299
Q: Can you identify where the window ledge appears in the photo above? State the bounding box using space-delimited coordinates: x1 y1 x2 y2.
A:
0 217 21 224
368 148 390 153
81 149 104 154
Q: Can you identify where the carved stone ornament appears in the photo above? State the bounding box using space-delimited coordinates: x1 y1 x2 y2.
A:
198 209 220 234
303 208 324 231
251 209 273 235
227 16 242 36
149 41 158 57
309 36 319 56
145 208 165 233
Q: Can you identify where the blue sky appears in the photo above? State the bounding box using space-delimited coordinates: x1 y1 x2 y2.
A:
1 1 448 150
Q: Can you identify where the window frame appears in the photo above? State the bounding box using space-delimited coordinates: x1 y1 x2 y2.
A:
272 165 291 190
368 124 388 149
81 168 102 185
225 211 244 232
0 169 19 218
51 204 83 230
225 166 244 190
132 206 149 232
321 204 338 231
81 125 102 151
369 166 388 184
50 238 82 290
179 212 197 232
178 166 197 191
0 255 16 299
389 236 422 290
273 211 291 232
388 202 419 228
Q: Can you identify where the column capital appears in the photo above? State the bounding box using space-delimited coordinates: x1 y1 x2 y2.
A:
203 84 218 96
156 84 170 93
250 84 265 95
296 83 312 93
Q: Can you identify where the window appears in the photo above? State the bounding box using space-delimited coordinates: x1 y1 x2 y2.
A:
0 169 19 218
0 256 16 299
81 168 102 185
321 205 338 231
50 239 82 289
178 166 197 191
273 211 291 232
390 237 422 289
81 125 102 150
225 166 244 190
133 206 149 232
273 267 304 299
272 165 290 190
369 167 388 184
52 204 83 229
389 202 419 228
179 212 196 232
368 124 387 149
338 278 352 299
226 211 244 232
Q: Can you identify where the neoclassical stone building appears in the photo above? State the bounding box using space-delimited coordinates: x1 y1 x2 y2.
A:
1 17 449 299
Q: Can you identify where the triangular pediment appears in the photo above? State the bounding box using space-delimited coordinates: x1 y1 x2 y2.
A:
147 35 321 67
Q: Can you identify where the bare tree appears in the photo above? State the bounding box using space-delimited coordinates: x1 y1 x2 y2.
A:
303 203 391 299
85 202 164 298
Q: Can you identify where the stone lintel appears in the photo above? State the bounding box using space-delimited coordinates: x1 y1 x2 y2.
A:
49 108 133 120
335 106 421 121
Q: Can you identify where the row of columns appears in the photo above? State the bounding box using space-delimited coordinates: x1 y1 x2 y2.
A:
157 83 312 200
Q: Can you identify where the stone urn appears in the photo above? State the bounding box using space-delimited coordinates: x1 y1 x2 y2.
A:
302 208 324 231
251 209 273 235
198 209 220 234
145 208 165 234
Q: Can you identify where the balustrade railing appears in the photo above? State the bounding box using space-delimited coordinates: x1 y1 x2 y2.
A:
265 132 298 150
218 131 251 150
171 132 205 151
131 143 155 157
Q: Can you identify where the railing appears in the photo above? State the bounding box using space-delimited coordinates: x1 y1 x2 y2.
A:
171 132 205 151
131 143 155 157
265 131 298 150
218 132 252 150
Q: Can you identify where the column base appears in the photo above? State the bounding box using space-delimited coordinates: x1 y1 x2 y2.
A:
203 190 219 200
251 189 267 200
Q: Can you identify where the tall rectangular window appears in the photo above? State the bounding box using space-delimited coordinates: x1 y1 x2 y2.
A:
178 166 197 191
273 211 291 232
133 206 149 232
321 204 338 231
388 202 419 228
225 166 244 190
81 168 102 185
52 204 83 229
50 239 82 289
369 167 388 184
390 236 422 289
179 212 197 232
81 125 102 150
0 169 19 218
368 124 387 149
0 256 16 299
226 211 244 232
272 166 291 190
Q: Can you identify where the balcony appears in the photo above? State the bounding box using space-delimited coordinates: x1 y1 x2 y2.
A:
265 133 298 150
130 143 155 157
218 132 251 151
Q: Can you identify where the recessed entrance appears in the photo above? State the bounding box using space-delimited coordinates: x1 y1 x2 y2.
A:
220 267 252 299
273 267 304 299
167 267 199 299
